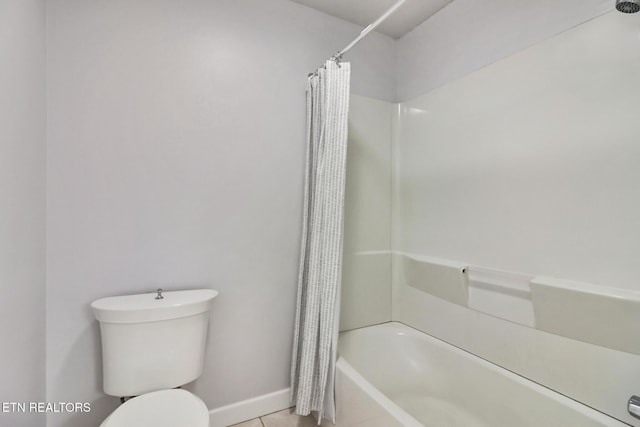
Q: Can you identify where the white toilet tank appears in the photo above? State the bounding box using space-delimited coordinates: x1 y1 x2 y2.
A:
91 289 218 397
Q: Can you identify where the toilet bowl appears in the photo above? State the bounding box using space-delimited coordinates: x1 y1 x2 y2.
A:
99 389 209 427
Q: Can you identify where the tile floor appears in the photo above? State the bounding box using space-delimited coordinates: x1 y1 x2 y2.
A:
229 407 317 427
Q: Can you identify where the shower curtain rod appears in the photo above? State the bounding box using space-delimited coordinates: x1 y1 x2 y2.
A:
335 0 408 58
309 0 408 75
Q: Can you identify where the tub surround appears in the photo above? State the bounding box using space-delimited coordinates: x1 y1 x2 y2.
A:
393 254 640 426
393 10 640 293
389 10 640 427
400 253 640 355
340 95 393 332
336 11 640 427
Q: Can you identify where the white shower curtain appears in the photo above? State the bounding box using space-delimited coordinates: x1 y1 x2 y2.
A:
290 59 351 423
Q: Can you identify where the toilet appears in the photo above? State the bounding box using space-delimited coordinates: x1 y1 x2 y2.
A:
91 288 218 427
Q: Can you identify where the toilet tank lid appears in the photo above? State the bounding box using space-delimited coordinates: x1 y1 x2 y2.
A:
99 389 209 427
91 289 218 324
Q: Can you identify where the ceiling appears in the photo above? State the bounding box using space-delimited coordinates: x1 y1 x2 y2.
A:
289 0 453 39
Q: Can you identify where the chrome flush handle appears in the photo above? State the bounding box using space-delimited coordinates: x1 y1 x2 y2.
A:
629 396 640 419
155 288 164 300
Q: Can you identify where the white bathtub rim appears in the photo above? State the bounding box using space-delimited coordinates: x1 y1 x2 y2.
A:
339 322 629 427
336 356 423 427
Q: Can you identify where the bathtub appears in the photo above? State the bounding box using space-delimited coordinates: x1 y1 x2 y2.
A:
325 322 627 427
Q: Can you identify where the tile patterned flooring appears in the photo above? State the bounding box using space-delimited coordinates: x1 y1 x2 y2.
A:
230 407 317 427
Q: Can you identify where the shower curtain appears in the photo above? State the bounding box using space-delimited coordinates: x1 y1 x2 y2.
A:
290 59 351 423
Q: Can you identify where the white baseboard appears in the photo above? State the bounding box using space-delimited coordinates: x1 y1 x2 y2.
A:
209 388 292 427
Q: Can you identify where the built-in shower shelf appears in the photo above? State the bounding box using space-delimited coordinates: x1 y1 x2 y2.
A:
530 277 640 355
403 254 468 306
402 254 640 355
466 267 535 328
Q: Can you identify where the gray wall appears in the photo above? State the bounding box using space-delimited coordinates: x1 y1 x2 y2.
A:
45 0 395 426
0 0 46 426
392 11 640 424
396 0 612 101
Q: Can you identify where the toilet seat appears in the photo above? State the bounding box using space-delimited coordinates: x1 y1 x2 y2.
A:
99 389 209 427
